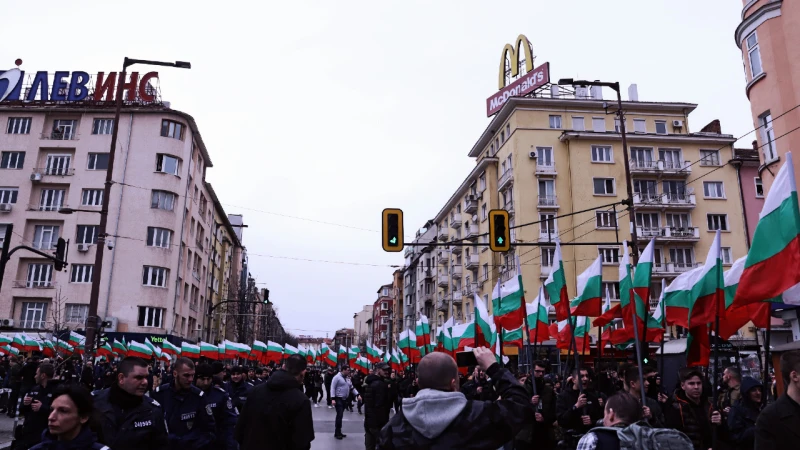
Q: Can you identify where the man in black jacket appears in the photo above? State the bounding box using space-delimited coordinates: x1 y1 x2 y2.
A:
460 366 495 402
235 354 314 450
93 357 169 450
15 363 55 450
363 362 392 450
324 368 335 408
755 350 800 450
515 361 556 450
378 347 534 449
555 368 604 448
665 367 722 450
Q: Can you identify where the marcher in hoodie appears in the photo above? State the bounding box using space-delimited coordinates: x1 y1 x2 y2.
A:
363 362 392 450
235 355 314 450
30 384 108 450
378 347 534 449
665 367 723 450
727 376 762 450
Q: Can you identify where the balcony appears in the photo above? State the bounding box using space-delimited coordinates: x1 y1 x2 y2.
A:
404 246 414 258
629 159 660 174
464 224 480 240
462 282 479 297
19 320 47 329
662 160 692 176
423 268 434 280
450 265 463 278
437 297 449 311
451 214 462 228
450 243 462 254
504 201 515 216
28 203 68 213
31 167 75 181
540 264 552 278
41 130 79 141
638 226 701 242
452 291 463 303
535 163 556 176
633 192 696 209
539 229 558 241
651 262 702 277
629 159 692 176
537 196 558 209
438 275 449 287
438 227 449 241
13 280 55 289
464 196 478 214
439 248 450 260
498 170 514 191
420 292 434 304
465 253 480 270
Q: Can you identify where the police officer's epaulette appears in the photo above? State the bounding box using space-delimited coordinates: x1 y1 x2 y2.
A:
198 390 204 397
247 382 254 387
149 397 161 408
155 386 161 393
213 385 227 393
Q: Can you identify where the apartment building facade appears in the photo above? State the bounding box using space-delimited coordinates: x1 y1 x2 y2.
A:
403 224 437 329
0 103 242 343
414 87 751 343
353 304 373 346
372 284 393 352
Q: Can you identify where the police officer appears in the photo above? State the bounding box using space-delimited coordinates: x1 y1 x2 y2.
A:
225 366 253 411
16 363 56 449
252 368 266 386
195 363 237 450
152 357 216 450
93 357 169 450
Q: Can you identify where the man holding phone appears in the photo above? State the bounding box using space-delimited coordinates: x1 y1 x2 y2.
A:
555 368 603 448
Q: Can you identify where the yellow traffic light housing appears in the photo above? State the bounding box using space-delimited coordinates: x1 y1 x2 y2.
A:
488 210 511 252
382 208 404 252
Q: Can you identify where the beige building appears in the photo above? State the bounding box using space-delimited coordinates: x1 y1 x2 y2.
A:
420 87 750 341
353 304 373 346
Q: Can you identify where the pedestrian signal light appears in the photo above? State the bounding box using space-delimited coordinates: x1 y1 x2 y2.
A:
54 238 67 271
382 208 404 252
489 210 511 252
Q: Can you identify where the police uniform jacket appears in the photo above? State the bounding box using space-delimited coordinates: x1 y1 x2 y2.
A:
204 383 238 450
224 380 253 411
92 386 169 450
17 381 56 449
151 383 216 450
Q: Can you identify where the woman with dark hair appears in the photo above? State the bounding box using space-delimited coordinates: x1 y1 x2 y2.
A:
30 385 106 450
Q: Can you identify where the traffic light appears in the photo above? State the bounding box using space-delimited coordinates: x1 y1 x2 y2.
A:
53 238 67 271
488 210 511 252
261 288 271 305
382 208 404 252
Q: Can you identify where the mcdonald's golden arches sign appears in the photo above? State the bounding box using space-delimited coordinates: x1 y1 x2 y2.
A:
486 34 550 116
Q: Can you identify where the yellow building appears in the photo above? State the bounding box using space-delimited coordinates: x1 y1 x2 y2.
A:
426 92 749 342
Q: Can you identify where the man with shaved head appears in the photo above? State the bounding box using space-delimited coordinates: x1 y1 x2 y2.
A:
378 347 534 449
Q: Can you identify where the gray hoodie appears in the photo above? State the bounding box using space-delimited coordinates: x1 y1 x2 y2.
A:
401 388 468 439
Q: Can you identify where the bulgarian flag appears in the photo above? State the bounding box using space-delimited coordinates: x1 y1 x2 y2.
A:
127 341 153 359
663 265 703 328
415 316 432 356
200 342 219 360
112 339 127 357
324 344 338 367
501 325 524 348
735 152 800 306
0 336 11 346
645 279 667 343
284 343 299 358
398 346 410 370
348 345 360 362
544 241 570 321
526 287 552 343
267 341 284 362
157 347 171 362
56 340 74 355
718 257 773 339
24 335 41 352
356 356 370 374
686 325 711 367
222 340 237 358
68 331 84 348
162 340 180 356
11 334 25 350
398 329 420 361
389 349 403 372
436 317 454 353
687 230 725 328
629 238 656 340
571 316 592 354
570 255 603 316
252 340 267 361
307 347 316 364
144 338 158 355
366 340 382 363
181 342 200 359
41 340 56 358
614 241 634 340
475 293 497 349
336 344 346 362
451 322 475 351
493 256 525 331
96 342 113 358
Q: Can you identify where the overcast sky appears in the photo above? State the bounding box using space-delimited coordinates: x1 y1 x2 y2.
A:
3 0 752 339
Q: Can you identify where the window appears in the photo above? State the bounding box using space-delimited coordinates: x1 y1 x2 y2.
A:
703 182 725 199
482 264 489 281
593 178 615 195
666 213 690 229
156 154 180 175
659 148 682 169
6 117 31 134
700 150 720 166
76 225 98 244
539 179 556 204
481 204 487 221
33 225 59 250
70 265 93 283
670 248 694 268
81 189 103 206
591 145 613 163
64 304 88 324
707 214 728 231
602 282 620 300
572 117 585 131
91 119 114 135
592 117 606 132
137 306 165 328
540 213 557 236
151 190 176 211
721 247 733 265
500 130 505 143
142 266 169 287
87 153 109 170
26 263 53 288
541 247 556 267
633 119 646 133
20 302 48 329
0 225 5 249
596 211 617 229
663 180 687 201
599 247 620 264
760 113 776 161
51 119 77 140
479 172 486 191
755 177 764 197
537 146 554 167
746 31 763 78
0 188 18 205
0 151 24 169
147 227 172 248
654 121 667 135
505 123 510 138
45 154 71 175
160 120 184 140
614 119 621 133
630 147 654 168
549 115 562 129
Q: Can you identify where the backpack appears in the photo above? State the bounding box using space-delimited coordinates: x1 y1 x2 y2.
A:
592 421 694 450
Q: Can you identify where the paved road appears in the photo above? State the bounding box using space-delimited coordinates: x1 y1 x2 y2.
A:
311 402 380 450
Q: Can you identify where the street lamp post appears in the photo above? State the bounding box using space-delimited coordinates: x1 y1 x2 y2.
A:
84 58 190 360
557 79 639 263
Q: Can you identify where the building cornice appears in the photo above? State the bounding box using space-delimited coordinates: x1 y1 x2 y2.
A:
205 182 242 248
559 131 737 145
735 0 782 48
432 156 498 224
468 97 699 157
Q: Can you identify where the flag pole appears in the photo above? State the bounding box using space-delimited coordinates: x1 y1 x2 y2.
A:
763 321 772 403
523 305 537 396
596 327 602 371
565 306 583 397
630 306 646 409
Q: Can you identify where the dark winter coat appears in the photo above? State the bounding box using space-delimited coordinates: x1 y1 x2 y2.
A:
555 386 603 436
92 385 169 450
460 377 495 402
515 377 556 446
150 383 216 450
727 377 762 450
234 369 314 450
363 374 391 429
754 393 800 450
378 363 534 449
665 389 716 450
30 426 109 450
17 381 56 450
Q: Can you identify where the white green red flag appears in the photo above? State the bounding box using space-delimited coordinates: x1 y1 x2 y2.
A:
162 340 180 356
688 230 725 328
348 346 359 363
128 341 153 359
112 339 127 357
11 334 25 350
398 329 420 361
0 336 10 347
436 317 456 354
267 341 284 362
475 293 497 349
366 340 382 363
96 342 113 358
284 344 299 357
356 356 370 374
593 283 622 329
718 257 772 339
645 278 667 343
735 152 800 306
501 325 523 348
629 238 656 340
252 340 267 361
526 287 552 343
200 342 219 360
451 322 475 351
493 256 525 331
544 241 570 321
570 255 603 316
68 331 84 347
415 315 432 356
181 342 200 359
56 340 73 355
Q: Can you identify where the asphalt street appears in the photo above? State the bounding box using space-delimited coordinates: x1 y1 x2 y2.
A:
311 401 382 450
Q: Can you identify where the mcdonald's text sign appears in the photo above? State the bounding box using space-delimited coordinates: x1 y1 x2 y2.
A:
486 61 549 116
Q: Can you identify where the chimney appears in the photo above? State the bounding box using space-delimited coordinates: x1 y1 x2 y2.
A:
628 84 639 101
590 85 602 100
700 119 722 134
